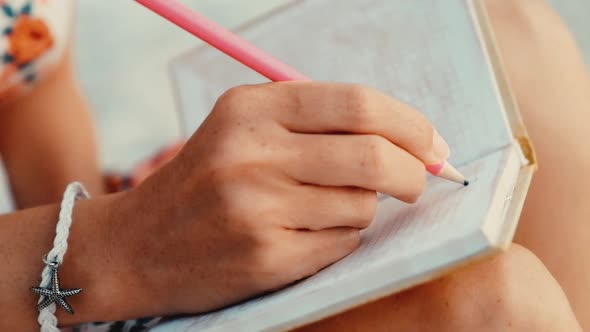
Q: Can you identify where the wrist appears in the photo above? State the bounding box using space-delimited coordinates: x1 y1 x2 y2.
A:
56 191 150 325
0 189 152 331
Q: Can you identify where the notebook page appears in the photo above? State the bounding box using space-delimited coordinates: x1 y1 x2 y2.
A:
153 145 519 332
171 0 513 167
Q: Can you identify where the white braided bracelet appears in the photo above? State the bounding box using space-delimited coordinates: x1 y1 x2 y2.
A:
31 182 90 332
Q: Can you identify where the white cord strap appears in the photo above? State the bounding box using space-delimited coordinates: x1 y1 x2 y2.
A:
32 182 90 332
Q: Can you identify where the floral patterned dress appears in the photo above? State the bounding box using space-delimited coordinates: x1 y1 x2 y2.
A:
0 0 70 102
0 1 163 331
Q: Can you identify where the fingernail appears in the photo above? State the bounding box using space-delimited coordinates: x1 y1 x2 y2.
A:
432 130 450 161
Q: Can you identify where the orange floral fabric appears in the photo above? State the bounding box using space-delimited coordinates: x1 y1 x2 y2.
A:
8 15 53 65
0 0 71 104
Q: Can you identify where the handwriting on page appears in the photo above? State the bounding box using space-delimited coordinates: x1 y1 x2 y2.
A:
172 0 512 167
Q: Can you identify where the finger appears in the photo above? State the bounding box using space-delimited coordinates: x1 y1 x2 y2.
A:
294 227 360 279
262 82 450 165
284 186 377 231
283 134 426 203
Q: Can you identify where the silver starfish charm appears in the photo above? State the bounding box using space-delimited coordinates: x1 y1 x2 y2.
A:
31 262 82 315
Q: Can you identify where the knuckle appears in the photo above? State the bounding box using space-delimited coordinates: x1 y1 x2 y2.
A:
345 229 362 250
360 136 390 185
400 157 426 203
352 189 378 228
215 85 255 114
344 84 373 123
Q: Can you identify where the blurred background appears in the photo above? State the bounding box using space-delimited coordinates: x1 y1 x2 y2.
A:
75 0 590 171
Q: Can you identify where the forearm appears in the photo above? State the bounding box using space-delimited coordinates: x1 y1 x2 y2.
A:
0 192 147 331
0 52 103 208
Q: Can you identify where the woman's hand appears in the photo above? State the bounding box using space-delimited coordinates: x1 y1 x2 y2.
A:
111 82 450 318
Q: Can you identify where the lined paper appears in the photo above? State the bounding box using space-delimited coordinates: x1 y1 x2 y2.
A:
171 0 512 166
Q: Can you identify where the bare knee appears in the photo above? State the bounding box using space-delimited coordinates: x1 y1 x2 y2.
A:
418 244 580 331
297 245 580 332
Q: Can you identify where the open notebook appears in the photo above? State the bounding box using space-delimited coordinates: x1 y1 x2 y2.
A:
158 0 536 330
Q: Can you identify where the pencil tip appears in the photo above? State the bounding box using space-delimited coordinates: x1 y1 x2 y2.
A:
463 180 470 186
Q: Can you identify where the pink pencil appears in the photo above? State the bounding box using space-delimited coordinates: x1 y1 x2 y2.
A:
134 0 467 185
135 0 308 82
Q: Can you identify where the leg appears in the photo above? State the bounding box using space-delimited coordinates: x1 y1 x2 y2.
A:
296 245 580 332
485 0 590 328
